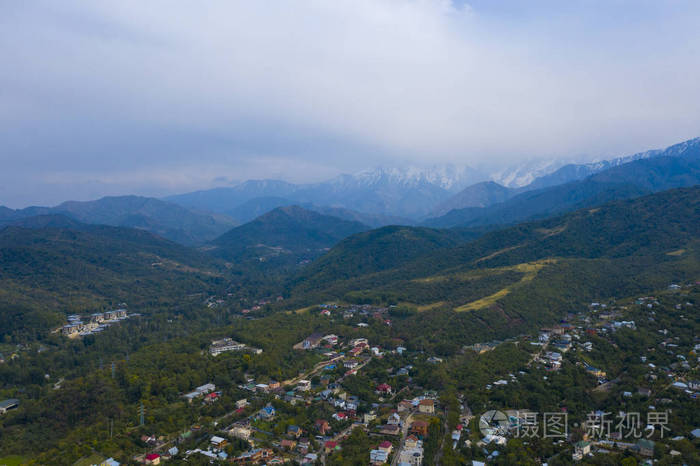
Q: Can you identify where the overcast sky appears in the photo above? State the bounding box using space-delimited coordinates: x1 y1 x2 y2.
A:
1 1 700 207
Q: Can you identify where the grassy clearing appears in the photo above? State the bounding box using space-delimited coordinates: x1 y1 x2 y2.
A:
454 260 556 312
666 249 686 256
417 301 446 312
0 456 27 466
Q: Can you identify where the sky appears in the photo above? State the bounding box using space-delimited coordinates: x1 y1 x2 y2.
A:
1 0 700 207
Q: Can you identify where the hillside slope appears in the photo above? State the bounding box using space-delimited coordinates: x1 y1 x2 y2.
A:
291 226 477 292
0 196 236 245
426 149 700 228
0 223 225 339
209 205 369 263
288 187 700 346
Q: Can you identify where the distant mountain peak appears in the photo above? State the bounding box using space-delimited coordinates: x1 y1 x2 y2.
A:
347 164 482 192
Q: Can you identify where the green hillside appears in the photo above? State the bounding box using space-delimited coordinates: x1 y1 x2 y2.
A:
209 205 369 264
0 224 225 341
291 225 479 293
286 187 700 349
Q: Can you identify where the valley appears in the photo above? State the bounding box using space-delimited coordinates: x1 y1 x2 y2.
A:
1 143 699 465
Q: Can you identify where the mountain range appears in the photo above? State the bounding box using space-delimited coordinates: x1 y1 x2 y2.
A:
0 195 236 246
425 139 700 228
1 137 698 251
166 165 491 220
166 137 700 225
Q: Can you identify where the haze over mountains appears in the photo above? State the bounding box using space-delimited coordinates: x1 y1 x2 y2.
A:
167 137 700 225
0 137 698 254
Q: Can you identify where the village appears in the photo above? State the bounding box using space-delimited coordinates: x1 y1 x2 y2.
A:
58 307 132 338
91 285 699 465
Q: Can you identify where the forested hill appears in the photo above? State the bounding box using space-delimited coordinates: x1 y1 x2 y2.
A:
0 223 226 340
290 226 481 292
0 195 236 246
287 187 700 329
426 150 700 228
208 205 369 263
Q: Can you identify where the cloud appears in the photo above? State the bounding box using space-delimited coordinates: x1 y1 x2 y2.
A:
1 0 699 206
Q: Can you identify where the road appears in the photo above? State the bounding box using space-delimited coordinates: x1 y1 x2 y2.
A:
390 412 414 466
282 355 345 387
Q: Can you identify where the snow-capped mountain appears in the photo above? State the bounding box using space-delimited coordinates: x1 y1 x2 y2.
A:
489 138 700 190
167 137 700 221
490 159 568 188
167 165 487 219
345 165 485 192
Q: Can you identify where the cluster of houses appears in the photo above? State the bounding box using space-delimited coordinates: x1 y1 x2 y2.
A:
316 303 391 324
60 309 129 337
183 383 217 403
209 337 263 356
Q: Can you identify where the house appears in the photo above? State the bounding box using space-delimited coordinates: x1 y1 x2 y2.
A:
370 449 389 465
323 334 339 345
255 383 269 393
398 400 414 412
398 447 424 466
636 439 654 457
144 453 161 465
297 379 312 391
301 453 318 465
234 448 274 463
281 439 297 450
418 399 435 414
584 365 606 378
364 412 377 424
316 419 331 435
0 399 19 415
295 333 325 350
268 380 281 390
258 405 276 419
381 424 401 436
210 338 246 356
287 425 302 438
483 434 507 445
410 420 429 437
574 440 591 456
333 412 348 421
378 441 393 454
210 436 227 448
387 412 401 425
99 459 120 466
638 387 652 397
236 399 248 409
344 359 360 369
376 383 392 395
405 435 420 448
230 425 252 440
